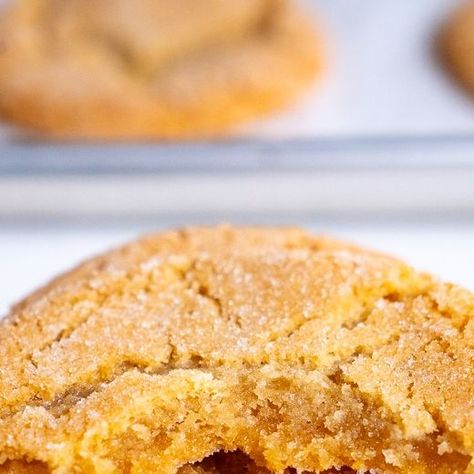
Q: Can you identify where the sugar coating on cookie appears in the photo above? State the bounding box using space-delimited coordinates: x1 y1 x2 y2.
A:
0 226 473 473
0 0 323 139
439 1 474 96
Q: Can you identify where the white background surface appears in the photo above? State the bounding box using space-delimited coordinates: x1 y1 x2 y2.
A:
251 0 474 137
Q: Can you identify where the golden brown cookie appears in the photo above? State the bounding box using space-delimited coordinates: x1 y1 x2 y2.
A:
439 1 474 96
0 226 474 473
0 0 323 139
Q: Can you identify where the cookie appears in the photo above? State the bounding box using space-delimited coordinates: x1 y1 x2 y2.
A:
0 0 322 139
0 226 473 473
439 1 474 96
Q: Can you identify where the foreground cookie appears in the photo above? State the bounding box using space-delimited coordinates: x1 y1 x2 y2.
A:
439 1 474 96
0 0 322 139
1 226 474 473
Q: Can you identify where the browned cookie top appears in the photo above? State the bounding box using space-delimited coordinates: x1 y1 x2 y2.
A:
0 226 473 473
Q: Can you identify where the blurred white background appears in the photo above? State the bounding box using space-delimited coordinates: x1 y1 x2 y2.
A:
248 0 474 138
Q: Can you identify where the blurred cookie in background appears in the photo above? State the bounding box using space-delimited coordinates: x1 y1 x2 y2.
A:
438 1 474 97
0 0 324 140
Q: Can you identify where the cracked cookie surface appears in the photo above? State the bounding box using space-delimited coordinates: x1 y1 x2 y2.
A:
439 1 474 97
0 226 473 473
0 0 322 139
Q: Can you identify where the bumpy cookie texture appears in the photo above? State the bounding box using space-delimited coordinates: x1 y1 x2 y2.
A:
439 1 474 96
0 226 474 474
0 0 322 139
